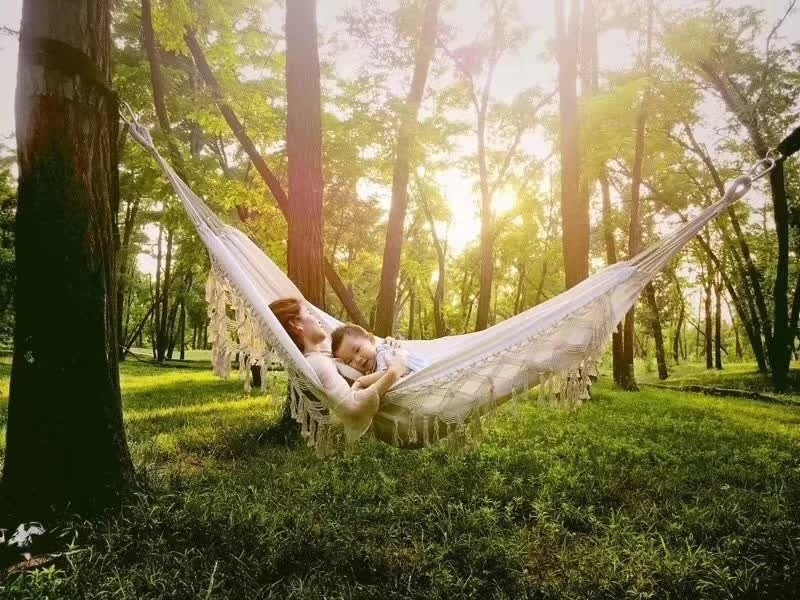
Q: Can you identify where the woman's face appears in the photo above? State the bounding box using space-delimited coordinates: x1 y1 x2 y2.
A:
294 305 327 348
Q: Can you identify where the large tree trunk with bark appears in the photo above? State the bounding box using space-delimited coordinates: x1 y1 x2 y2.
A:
2 0 135 517
374 0 441 336
285 0 325 308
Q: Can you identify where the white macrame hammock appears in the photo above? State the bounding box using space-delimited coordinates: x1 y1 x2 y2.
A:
128 121 774 449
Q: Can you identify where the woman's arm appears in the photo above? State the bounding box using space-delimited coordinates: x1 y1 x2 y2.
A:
358 363 404 399
307 353 406 419
352 370 384 390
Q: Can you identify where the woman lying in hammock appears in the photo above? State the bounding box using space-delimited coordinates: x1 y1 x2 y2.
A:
269 297 409 439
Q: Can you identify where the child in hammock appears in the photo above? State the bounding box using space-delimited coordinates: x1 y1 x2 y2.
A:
331 323 429 389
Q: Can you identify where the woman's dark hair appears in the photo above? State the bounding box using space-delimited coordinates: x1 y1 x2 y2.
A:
269 297 305 351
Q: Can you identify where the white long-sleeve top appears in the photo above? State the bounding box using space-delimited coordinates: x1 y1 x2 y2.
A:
304 350 380 441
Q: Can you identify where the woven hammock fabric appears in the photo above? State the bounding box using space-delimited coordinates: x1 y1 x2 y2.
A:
129 122 754 448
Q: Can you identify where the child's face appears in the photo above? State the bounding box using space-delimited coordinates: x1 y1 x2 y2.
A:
335 333 377 374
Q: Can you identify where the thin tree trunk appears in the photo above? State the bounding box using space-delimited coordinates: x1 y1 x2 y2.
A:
178 300 186 360
374 0 442 336
408 288 415 339
789 270 800 361
622 0 653 390
600 170 624 384
674 299 684 365
513 262 526 315
714 277 723 369
152 224 163 359
644 283 668 379
695 287 702 360
420 193 447 337
2 0 135 517
156 228 173 361
117 197 139 361
705 269 713 369
621 104 647 390
474 98 494 331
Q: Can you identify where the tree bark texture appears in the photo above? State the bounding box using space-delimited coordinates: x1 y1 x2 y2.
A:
3 0 135 517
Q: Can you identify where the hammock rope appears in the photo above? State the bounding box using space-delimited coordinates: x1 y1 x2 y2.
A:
125 112 784 449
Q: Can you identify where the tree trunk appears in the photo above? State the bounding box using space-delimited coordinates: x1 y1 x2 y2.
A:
693 229 767 371
156 228 173 361
714 277 723 369
556 0 588 290
644 283 668 379
789 268 800 362
674 299 684 365
141 0 184 169
2 0 135 517
769 164 791 385
474 107 494 331
695 290 702 360
513 261 526 315
621 105 647 391
165 296 180 360
117 197 139 361
408 288 415 339
600 170 625 384
420 193 447 337
285 0 326 308
374 0 442 336
705 270 713 369
695 62 791 388
186 29 367 320
682 124 773 362
153 222 163 358
179 299 186 360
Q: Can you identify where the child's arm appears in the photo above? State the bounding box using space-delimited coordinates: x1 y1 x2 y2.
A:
352 370 384 390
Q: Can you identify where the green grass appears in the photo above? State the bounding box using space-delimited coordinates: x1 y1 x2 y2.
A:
1 358 800 599
637 359 800 403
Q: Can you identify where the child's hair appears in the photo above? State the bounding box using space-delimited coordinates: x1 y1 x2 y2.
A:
331 323 374 356
269 297 305 350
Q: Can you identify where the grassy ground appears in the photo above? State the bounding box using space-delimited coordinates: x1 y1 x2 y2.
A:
643 358 799 386
0 357 799 599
